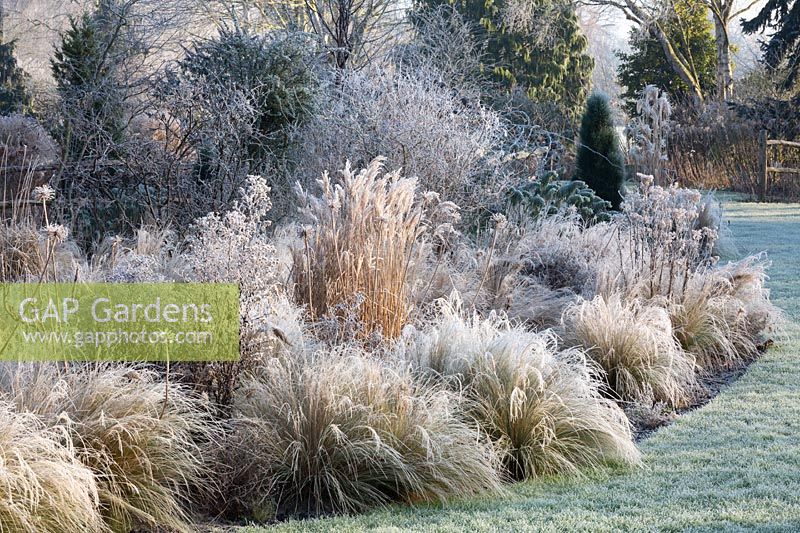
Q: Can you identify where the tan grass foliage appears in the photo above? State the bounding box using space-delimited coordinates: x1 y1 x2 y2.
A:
1 364 216 533
225 348 503 518
294 157 423 339
566 294 697 407
0 401 107 533
398 295 640 480
671 257 780 369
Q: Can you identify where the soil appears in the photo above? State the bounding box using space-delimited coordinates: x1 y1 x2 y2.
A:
631 341 773 442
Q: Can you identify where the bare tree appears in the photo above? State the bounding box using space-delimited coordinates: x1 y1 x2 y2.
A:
303 0 406 71
208 0 403 71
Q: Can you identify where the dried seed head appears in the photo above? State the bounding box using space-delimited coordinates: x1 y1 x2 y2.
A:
32 184 56 202
43 224 69 243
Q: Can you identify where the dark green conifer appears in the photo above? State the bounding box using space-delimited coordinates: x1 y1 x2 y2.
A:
0 40 31 115
575 92 625 209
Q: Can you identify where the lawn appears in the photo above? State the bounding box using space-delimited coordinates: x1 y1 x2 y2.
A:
246 201 800 532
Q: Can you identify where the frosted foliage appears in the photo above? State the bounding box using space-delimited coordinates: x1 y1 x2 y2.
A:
185 175 279 302
626 85 673 184
296 68 507 219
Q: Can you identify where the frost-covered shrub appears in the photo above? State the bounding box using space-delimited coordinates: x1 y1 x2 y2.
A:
92 175 287 411
506 212 598 295
593 176 719 301
164 29 321 216
505 171 612 224
405 5 486 97
185 175 279 295
178 29 319 144
409 211 594 329
293 67 507 220
0 114 59 168
181 175 285 409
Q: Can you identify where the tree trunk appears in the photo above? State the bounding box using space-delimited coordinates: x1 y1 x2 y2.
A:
617 0 707 101
650 23 705 102
712 13 734 100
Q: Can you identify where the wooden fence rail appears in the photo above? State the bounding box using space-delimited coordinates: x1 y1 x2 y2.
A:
0 198 52 209
759 130 800 201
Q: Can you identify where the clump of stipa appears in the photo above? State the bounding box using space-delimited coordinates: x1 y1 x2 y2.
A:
669 279 745 370
670 255 781 369
397 295 640 480
1 364 217 533
223 347 503 519
0 401 107 533
294 157 424 340
716 255 779 339
565 293 697 407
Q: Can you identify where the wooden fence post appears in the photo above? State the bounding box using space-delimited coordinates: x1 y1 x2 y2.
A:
758 129 768 201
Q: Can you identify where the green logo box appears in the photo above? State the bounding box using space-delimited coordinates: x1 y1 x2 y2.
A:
0 283 240 362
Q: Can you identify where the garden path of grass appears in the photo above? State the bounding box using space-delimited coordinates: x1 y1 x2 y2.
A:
252 202 800 533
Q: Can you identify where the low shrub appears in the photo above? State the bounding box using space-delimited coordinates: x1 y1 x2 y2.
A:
398 297 640 480
505 171 612 223
565 294 697 407
0 114 59 169
224 349 503 519
411 212 590 329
